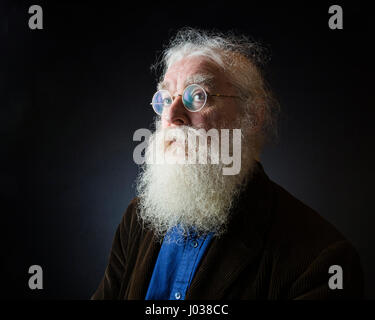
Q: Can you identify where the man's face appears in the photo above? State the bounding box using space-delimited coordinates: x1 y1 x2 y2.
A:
160 56 241 130
137 56 257 239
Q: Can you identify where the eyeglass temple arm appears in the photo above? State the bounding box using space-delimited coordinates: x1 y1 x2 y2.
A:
209 94 245 100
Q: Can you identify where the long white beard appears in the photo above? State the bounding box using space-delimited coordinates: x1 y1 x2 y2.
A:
135 121 256 241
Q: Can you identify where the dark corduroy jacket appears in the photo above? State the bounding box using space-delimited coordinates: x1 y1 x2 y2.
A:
92 162 363 300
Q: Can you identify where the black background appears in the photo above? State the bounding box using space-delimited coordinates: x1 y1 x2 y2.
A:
1 0 374 299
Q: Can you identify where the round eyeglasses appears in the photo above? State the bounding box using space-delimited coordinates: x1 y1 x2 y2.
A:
150 83 241 115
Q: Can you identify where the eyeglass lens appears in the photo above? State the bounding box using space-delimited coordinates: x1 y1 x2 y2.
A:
151 84 207 115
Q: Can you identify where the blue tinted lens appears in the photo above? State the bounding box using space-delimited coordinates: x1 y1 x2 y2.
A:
182 84 207 111
152 90 172 115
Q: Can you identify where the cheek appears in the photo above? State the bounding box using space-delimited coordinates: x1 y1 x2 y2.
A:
200 109 232 129
161 116 170 128
189 112 215 129
191 107 237 130
215 103 241 127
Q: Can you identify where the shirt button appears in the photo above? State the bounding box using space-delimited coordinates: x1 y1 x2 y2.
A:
191 240 198 248
175 292 181 300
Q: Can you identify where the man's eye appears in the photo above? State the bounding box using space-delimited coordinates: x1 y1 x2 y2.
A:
163 98 172 105
193 93 204 101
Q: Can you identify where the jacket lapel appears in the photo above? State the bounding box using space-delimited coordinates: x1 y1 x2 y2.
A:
125 231 161 299
185 226 263 299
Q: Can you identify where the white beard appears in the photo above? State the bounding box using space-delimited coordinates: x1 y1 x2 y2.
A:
135 120 256 241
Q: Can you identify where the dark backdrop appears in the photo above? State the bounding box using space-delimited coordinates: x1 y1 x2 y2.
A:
1 1 373 299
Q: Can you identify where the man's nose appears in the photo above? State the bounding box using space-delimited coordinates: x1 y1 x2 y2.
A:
162 95 190 127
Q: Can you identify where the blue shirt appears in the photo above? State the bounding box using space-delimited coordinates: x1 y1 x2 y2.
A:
145 226 213 300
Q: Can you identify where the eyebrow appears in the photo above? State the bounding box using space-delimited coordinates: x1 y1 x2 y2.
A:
157 74 216 92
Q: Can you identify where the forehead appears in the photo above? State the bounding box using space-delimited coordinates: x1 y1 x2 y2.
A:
161 56 225 90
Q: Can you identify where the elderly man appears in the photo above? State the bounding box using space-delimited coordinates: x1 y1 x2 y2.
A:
92 28 363 300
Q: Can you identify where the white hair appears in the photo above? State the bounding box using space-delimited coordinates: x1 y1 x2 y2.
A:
136 120 256 241
152 27 280 155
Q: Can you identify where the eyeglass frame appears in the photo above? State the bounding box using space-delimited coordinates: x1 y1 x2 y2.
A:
150 83 243 115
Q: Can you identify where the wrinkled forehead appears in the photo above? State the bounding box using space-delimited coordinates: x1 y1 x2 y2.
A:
159 56 227 92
